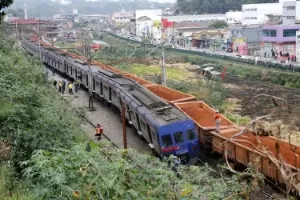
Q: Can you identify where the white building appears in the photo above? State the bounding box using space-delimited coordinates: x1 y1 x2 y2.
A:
135 9 162 40
111 12 133 23
282 0 296 25
242 3 282 25
226 11 243 24
295 1 300 23
241 0 300 25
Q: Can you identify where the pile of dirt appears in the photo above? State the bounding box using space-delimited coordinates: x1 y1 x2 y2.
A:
252 120 289 137
251 120 300 146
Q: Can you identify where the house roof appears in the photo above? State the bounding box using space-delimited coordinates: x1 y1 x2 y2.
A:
8 19 48 25
112 12 133 18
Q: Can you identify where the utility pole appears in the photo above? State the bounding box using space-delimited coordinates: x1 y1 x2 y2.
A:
37 19 42 64
51 19 54 46
125 43 128 58
82 29 85 57
15 21 18 42
161 41 166 86
122 103 127 149
87 45 95 111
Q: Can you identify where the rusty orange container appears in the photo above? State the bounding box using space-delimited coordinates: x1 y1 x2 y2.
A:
144 84 196 104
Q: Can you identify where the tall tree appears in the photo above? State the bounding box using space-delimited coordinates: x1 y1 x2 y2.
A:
0 0 14 22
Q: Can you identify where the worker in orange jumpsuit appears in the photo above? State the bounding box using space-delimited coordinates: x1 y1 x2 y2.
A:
214 110 221 133
95 124 103 140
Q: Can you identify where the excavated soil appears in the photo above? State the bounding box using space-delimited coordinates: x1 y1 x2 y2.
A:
223 75 300 129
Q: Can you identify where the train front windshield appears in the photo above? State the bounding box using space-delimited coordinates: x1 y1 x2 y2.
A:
160 126 199 164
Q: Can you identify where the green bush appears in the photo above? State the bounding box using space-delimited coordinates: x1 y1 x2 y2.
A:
0 34 84 171
22 143 252 200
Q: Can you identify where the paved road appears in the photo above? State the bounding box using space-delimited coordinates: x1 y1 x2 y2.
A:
111 32 300 67
47 69 152 154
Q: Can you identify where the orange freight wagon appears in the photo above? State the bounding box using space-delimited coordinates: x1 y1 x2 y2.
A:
175 101 300 190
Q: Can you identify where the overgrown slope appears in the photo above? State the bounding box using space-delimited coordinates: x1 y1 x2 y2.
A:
0 32 255 199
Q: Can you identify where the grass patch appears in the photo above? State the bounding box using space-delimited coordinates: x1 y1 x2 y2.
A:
225 113 251 126
116 63 193 81
0 164 33 200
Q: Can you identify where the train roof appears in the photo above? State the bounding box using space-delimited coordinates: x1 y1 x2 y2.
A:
127 85 191 128
130 86 168 109
85 66 136 86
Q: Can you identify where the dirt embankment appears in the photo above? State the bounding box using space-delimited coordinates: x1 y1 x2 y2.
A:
223 75 300 143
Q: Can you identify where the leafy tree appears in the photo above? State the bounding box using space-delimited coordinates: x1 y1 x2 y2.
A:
0 33 84 172
209 20 228 29
0 0 14 22
22 143 252 199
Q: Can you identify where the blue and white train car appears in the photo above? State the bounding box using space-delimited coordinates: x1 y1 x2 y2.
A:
21 39 200 164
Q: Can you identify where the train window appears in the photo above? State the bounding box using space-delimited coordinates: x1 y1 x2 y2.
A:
174 132 184 144
186 129 196 140
162 135 173 147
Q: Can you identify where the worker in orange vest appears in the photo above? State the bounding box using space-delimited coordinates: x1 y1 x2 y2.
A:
95 124 103 140
214 110 221 133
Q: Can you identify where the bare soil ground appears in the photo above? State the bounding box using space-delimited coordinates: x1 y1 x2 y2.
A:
223 75 300 129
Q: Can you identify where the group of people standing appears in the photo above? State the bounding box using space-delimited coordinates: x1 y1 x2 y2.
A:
53 79 81 95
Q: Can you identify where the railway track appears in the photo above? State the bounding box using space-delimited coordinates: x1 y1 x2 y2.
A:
197 149 285 200
49 64 288 199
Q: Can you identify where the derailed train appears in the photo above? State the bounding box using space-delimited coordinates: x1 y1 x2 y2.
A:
21 39 200 164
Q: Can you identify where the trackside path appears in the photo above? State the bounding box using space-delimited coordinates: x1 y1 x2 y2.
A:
47 69 152 154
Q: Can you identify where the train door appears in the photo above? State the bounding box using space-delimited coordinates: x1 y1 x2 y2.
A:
66 63 69 74
100 82 103 97
135 114 142 135
63 61 67 73
92 78 95 91
150 128 160 153
95 81 101 97
126 105 132 124
147 125 153 146
103 84 109 101
86 74 88 87
139 119 151 143
131 111 140 133
111 90 118 106
109 87 112 102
